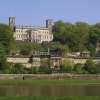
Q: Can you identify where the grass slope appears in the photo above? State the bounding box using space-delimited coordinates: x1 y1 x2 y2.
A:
0 96 100 100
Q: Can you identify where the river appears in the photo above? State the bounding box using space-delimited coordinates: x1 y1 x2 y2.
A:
0 85 100 96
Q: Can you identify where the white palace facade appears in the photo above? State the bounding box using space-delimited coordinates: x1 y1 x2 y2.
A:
9 17 53 43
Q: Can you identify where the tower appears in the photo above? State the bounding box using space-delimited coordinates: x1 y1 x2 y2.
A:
46 19 52 34
9 17 16 32
9 17 15 27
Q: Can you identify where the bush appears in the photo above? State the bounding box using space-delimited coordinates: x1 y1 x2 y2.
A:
30 67 39 74
61 58 73 73
73 63 84 74
11 63 25 74
60 66 73 73
83 59 96 74
39 66 52 74
94 64 100 73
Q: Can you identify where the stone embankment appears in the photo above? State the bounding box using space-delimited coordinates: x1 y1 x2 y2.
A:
0 74 100 80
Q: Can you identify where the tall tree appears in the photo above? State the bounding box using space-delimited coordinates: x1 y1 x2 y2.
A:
0 43 6 70
20 42 33 56
0 24 14 53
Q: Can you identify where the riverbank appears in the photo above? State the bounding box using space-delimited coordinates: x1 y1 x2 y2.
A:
0 79 100 86
1 74 100 80
0 96 100 100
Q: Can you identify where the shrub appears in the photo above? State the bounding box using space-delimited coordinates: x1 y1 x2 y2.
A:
84 59 96 74
73 63 84 74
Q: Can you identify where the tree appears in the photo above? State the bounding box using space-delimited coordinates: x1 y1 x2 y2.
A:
84 59 96 74
20 42 33 56
3 62 12 74
0 43 14 73
53 21 90 52
74 22 90 51
30 67 39 74
48 42 69 56
0 43 6 70
0 24 14 53
95 64 100 73
87 26 100 56
32 43 41 51
73 63 84 74
10 40 18 55
11 63 25 74
60 58 73 73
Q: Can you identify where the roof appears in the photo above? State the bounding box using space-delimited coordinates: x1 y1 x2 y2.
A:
15 25 48 30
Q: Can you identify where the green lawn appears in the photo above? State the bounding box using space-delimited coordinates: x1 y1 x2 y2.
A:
0 96 100 100
0 79 100 86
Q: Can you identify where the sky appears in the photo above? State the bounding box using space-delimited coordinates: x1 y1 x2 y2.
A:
0 0 100 25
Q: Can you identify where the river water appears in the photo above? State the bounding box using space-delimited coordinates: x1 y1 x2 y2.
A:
0 85 100 96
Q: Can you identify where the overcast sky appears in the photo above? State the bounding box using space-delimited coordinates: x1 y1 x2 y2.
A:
0 0 100 25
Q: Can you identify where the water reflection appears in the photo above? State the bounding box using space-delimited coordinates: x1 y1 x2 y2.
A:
0 85 100 96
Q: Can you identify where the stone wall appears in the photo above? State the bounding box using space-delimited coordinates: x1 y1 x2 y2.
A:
68 58 100 64
7 57 100 68
7 57 40 68
7 57 62 68
7 57 29 64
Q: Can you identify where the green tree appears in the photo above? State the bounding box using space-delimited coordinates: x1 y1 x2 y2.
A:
20 42 33 56
48 42 69 56
0 24 14 53
74 22 90 51
60 59 73 73
30 67 39 74
84 59 96 74
11 63 25 74
10 40 18 55
87 26 100 56
0 43 6 70
73 63 84 74
0 43 14 73
95 64 100 73
53 21 90 52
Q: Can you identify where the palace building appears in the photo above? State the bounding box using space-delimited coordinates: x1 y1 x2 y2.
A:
9 17 53 43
